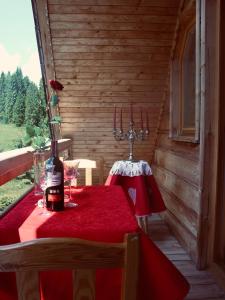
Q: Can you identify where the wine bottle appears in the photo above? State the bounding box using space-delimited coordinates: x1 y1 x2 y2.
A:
45 140 64 211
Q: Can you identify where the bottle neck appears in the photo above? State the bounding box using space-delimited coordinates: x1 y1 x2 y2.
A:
51 140 58 157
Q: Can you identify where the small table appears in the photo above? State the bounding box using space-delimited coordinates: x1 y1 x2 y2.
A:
105 160 166 233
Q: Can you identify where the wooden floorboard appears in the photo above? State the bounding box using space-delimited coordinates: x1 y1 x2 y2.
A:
147 215 225 300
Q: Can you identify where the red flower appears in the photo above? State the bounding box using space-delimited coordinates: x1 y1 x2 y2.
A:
49 80 64 91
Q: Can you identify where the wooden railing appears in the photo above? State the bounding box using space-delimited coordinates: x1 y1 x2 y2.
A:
0 139 72 186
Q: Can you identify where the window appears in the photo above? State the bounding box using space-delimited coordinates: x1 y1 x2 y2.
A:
181 24 196 135
170 2 199 143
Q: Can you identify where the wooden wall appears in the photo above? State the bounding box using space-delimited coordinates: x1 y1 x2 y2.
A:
34 0 201 261
153 96 200 262
44 0 180 181
34 0 224 273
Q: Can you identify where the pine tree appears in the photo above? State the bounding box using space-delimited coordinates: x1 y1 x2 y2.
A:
2 68 47 129
12 75 32 127
13 92 25 126
25 82 42 126
0 72 6 122
23 76 31 91
14 68 26 94
5 68 25 124
12 68 26 125
4 72 13 123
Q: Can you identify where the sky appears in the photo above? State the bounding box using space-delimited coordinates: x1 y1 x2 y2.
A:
0 0 42 84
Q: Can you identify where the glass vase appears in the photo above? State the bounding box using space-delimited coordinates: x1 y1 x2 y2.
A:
33 150 46 196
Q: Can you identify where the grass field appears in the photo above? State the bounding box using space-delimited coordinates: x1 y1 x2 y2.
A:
0 123 25 152
0 176 33 212
0 123 32 213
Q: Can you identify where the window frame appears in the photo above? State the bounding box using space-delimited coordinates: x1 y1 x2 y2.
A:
180 21 196 136
170 4 200 143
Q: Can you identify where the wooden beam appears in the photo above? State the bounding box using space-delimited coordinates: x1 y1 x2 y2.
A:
32 0 55 82
197 0 220 270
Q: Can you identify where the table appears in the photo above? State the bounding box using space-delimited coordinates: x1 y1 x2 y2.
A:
0 185 189 300
105 160 166 232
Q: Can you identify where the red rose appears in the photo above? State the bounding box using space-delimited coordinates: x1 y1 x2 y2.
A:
49 80 64 91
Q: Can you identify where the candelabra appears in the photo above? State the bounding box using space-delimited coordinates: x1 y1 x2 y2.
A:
113 105 149 161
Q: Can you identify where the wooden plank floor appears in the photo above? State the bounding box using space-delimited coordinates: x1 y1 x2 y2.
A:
148 215 225 300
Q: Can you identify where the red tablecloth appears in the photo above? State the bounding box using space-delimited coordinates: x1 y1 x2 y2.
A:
105 160 166 216
0 186 189 300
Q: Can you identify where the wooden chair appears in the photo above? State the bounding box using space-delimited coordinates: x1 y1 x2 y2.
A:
70 158 104 186
0 233 139 300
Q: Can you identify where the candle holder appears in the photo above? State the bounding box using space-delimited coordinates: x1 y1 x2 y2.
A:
113 106 149 161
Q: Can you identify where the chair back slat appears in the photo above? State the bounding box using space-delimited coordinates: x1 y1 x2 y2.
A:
0 234 139 299
16 270 39 300
122 234 139 300
73 269 96 300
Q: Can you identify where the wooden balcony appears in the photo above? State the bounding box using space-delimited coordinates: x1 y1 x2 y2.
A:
0 139 72 186
148 215 225 300
1 0 225 298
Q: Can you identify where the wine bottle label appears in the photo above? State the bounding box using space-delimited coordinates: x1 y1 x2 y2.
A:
46 171 62 187
48 194 61 202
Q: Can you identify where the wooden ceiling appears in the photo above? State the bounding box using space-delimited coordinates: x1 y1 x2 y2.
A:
33 0 181 179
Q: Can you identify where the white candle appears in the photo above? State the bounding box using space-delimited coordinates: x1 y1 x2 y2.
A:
146 111 149 131
113 105 116 129
120 107 123 130
140 107 143 130
130 103 133 123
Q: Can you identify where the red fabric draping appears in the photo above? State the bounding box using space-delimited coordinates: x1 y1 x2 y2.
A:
105 174 166 216
0 186 189 300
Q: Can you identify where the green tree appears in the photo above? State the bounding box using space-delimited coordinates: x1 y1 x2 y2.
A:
25 82 41 126
1 69 48 130
14 68 26 94
5 68 25 124
23 76 31 91
12 68 26 125
0 72 6 122
13 92 25 126
3 72 12 123
12 75 32 127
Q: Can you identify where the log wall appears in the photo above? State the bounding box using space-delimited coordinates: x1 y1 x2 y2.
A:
33 0 224 273
34 0 201 260
153 98 200 262
46 0 180 180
